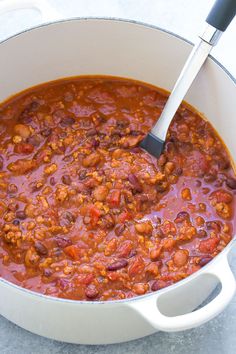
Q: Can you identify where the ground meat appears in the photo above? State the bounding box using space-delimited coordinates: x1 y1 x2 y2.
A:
0 76 234 302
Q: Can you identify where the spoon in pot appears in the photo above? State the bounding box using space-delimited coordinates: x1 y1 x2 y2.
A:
140 0 236 158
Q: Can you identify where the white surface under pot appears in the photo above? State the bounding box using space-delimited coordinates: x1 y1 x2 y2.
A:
0 0 235 345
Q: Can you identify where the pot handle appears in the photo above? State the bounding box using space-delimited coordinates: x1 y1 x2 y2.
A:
128 257 236 332
0 0 62 22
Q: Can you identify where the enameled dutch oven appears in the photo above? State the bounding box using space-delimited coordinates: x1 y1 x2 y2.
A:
0 0 235 345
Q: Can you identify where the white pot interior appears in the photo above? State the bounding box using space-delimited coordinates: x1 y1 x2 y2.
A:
0 19 235 160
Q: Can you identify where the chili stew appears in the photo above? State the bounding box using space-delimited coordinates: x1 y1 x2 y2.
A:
0 76 235 301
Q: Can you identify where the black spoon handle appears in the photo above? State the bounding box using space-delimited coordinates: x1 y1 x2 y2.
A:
206 0 236 31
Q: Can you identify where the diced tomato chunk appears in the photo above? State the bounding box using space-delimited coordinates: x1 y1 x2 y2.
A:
128 256 145 277
15 143 34 154
75 273 94 285
89 205 101 225
119 211 132 223
108 190 121 207
64 245 80 260
199 237 219 253
117 240 133 258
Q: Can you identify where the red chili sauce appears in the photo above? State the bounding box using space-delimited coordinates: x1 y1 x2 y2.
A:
0 77 235 301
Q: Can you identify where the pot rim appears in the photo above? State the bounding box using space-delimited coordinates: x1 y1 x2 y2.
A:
0 16 235 305
1 16 236 85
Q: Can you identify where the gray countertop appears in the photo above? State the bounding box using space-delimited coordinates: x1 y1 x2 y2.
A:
0 1 236 353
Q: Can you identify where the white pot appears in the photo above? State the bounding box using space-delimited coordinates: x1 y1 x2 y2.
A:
0 0 235 345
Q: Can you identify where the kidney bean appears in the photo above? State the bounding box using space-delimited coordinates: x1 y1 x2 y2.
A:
91 138 100 148
62 174 72 185
15 210 26 220
18 111 32 124
50 177 56 186
202 187 210 195
86 128 97 137
195 180 201 187
175 167 183 176
41 128 52 137
43 269 53 277
52 247 63 257
197 229 207 238
0 155 3 169
217 158 230 170
101 214 115 229
85 284 99 299
34 241 48 256
128 173 143 193
31 181 43 192
27 134 42 147
60 116 75 126
151 280 167 292
29 100 40 111
130 147 141 154
214 179 223 188
111 128 122 137
206 221 221 232
204 174 216 183
175 211 189 223
106 259 128 271
116 118 129 128
55 236 72 248
63 155 74 163
226 177 236 190
199 256 213 267
130 130 142 137
128 250 137 258
64 92 74 102
78 169 87 180
114 224 125 236
8 184 18 194
57 278 70 290
63 211 75 223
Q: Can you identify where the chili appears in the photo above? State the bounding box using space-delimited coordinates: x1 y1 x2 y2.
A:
0 76 235 301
